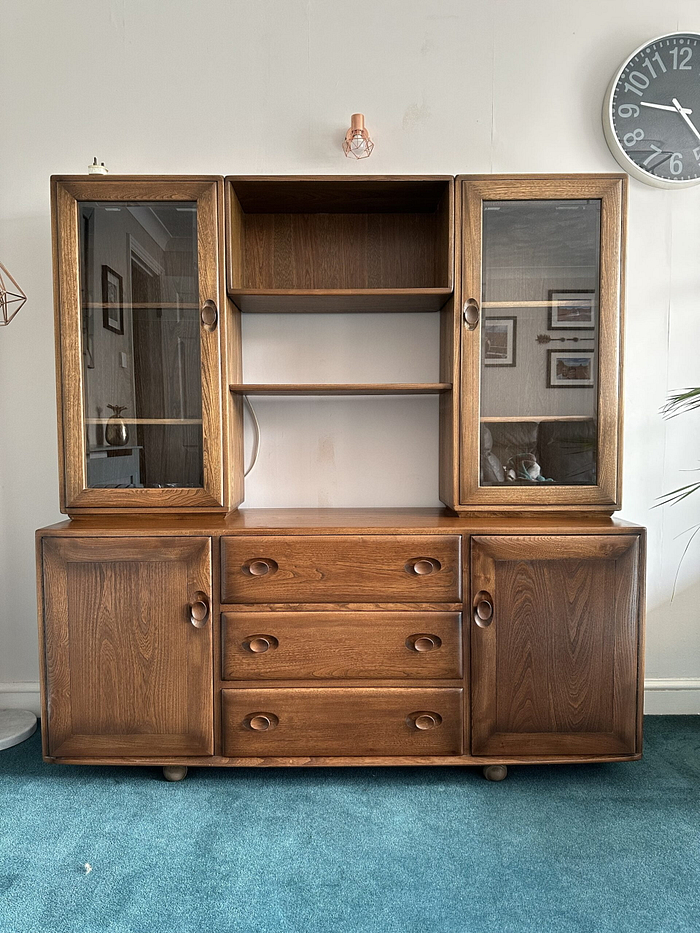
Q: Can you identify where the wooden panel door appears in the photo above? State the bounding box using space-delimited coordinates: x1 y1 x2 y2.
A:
470 534 641 757
457 175 626 510
52 176 234 512
41 537 213 758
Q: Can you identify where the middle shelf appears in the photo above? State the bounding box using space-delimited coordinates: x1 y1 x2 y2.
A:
229 384 452 396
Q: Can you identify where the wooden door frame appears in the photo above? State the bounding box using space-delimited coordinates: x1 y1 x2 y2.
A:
470 533 642 757
457 174 626 510
51 176 228 512
41 535 214 758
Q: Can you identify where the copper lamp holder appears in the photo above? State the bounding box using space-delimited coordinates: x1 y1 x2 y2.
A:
343 113 374 159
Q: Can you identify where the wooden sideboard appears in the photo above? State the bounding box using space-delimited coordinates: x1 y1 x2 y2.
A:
37 173 643 781
37 510 645 781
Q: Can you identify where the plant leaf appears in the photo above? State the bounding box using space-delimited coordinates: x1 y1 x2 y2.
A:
662 387 700 418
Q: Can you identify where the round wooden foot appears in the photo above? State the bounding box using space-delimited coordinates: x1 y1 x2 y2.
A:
162 765 188 782
482 764 508 782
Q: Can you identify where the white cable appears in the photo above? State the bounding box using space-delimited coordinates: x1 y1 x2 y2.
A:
243 395 261 477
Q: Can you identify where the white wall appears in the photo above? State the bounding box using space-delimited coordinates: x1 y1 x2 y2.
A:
1 0 699 713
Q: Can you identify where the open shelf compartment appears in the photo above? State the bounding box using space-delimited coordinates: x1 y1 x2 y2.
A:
226 176 454 312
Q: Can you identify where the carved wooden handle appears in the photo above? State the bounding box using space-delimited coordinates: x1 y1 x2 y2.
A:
244 634 279 654
405 557 442 576
243 558 278 577
189 591 210 628
463 298 480 330
408 711 442 731
473 590 494 627
406 633 442 652
201 299 218 331
245 712 279 732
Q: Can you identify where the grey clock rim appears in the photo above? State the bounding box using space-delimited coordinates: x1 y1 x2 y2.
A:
602 31 700 189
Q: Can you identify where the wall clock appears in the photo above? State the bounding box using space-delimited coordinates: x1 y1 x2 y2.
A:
603 32 700 188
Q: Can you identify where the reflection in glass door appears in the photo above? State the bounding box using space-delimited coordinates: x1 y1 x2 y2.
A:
79 202 203 489
479 199 601 488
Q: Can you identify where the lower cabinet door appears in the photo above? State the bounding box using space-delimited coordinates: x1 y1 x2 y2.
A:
41 537 213 758
222 687 464 757
470 535 642 758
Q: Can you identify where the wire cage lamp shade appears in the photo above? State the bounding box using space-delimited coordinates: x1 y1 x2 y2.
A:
343 113 374 159
0 262 27 326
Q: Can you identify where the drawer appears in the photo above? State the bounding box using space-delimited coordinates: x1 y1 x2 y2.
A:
222 611 463 680
222 687 463 757
220 535 461 604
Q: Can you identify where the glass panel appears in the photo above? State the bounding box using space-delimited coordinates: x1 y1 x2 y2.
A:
479 199 600 487
79 201 203 489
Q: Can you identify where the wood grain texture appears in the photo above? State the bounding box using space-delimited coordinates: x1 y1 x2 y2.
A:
224 295 244 510
52 176 227 513
42 536 213 758
221 534 461 603
221 611 462 680
457 174 626 510
221 602 465 612
47 751 642 767
229 383 451 396
470 534 640 756
227 176 452 213
222 687 463 757
37 509 645 537
227 288 452 313
242 213 445 289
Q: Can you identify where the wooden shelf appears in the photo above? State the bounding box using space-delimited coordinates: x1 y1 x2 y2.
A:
85 418 203 425
84 302 199 310
483 301 555 309
228 288 453 313
230 384 452 397
480 416 594 423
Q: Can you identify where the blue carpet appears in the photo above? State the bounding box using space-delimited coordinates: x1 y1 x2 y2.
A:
0 716 699 933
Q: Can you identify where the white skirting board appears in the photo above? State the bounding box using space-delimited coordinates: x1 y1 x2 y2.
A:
1 681 700 719
0 684 42 716
643 679 700 715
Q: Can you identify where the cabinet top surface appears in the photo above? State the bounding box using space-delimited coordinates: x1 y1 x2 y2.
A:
37 508 644 537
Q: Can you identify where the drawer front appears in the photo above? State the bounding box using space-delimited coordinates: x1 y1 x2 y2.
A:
222 687 463 757
220 535 461 604
222 611 463 680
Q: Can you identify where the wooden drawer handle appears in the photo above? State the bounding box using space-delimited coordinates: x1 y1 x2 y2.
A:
188 591 210 628
242 558 278 577
405 557 442 576
406 633 442 652
473 590 494 627
245 712 279 732
244 634 279 654
201 299 218 331
407 711 443 731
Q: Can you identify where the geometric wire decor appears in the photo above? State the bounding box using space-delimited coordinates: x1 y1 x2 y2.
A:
0 262 27 326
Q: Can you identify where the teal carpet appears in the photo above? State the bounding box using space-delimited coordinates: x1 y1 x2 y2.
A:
1 717 699 933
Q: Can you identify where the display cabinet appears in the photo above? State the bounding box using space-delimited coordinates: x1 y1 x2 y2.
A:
37 173 644 782
443 174 626 512
51 176 240 513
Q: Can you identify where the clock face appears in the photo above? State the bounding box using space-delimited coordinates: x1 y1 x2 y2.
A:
604 33 700 187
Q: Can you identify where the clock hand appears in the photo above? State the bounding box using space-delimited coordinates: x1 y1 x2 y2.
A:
672 97 700 143
640 101 692 114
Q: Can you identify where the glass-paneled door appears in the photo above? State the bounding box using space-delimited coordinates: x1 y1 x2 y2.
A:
53 177 226 510
458 176 625 508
